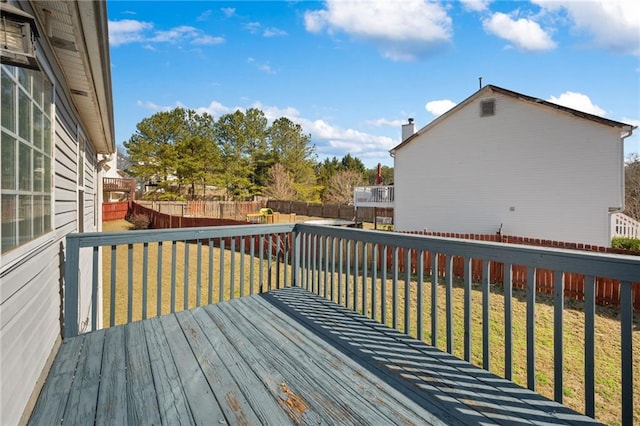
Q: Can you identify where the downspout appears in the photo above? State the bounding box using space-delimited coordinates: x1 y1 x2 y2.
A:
614 126 636 213
609 126 636 243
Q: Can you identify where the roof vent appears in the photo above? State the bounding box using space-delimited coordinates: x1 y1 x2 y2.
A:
480 99 495 117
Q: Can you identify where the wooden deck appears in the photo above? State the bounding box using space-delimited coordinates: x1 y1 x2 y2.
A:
30 287 599 425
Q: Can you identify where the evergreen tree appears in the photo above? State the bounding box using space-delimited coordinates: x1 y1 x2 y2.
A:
269 117 317 200
215 110 254 200
123 108 184 188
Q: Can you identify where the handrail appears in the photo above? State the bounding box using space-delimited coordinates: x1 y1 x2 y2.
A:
294 224 638 424
63 222 639 424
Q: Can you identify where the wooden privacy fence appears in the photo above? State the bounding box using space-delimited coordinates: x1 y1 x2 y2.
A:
129 202 251 229
185 200 265 219
267 200 392 223
386 232 640 311
134 200 265 220
102 201 130 221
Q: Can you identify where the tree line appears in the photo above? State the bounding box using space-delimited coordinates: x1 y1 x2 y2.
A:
123 107 393 203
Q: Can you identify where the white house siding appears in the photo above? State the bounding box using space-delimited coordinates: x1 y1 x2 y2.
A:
0 15 106 426
394 91 623 247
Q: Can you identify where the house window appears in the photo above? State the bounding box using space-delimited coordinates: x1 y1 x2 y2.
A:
1 64 53 254
480 99 495 117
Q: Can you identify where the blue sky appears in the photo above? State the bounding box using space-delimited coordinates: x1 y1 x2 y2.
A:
107 0 640 168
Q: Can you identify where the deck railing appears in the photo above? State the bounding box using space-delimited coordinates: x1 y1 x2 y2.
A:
611 212 640 239
353 185 394 207
64 224 639 424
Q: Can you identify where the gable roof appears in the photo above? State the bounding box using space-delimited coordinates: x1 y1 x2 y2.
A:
391 85 636 153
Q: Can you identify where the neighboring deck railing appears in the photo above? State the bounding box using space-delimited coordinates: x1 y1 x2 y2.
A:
103 177 136 193
611 212 640 239
64 224 639 424
353 185 394 207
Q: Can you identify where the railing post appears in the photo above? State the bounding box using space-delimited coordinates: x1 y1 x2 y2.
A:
63 235 80 338
620 281 633 425
292 228 300 287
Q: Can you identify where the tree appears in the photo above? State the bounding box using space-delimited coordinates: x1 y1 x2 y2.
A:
269 117 316 181
215 110 254 200
123 108 184 185
341 153 366 174
323 169 365 204
243 108 270 194
315 157 340 185
264 163 296 200
625 153 640 221
365 164 394 185
175 110 219 198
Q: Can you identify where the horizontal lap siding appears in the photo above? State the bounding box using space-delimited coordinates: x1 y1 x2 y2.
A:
0 42 101 422
394 92 621 247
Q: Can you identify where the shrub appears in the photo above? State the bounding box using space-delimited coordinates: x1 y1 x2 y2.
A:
611 236 640 251
128 213 150 230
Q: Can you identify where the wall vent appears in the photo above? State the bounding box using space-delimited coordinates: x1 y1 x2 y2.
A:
480 99 495 117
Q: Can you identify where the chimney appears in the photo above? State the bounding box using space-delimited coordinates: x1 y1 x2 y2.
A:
401 118 416 141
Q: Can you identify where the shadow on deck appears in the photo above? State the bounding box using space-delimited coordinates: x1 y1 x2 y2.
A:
30 287 599 425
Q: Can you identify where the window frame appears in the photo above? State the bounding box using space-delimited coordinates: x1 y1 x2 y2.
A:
1 63 55 266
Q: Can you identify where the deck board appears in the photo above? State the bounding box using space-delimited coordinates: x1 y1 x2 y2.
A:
63 329 105 425
95 325 127 425
189 307 294 426
29 334 85 424
125 321 162 425
29 287 601 425
228 296 436 425
142 317 193 425
158 314 225 425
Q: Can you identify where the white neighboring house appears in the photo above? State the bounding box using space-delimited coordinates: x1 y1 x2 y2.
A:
390 85 636 247
0 1 113 424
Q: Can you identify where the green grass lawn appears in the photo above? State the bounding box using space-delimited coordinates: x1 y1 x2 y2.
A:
101 219 639 425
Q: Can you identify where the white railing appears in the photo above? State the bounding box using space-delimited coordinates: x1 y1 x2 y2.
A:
353 185 394 207
611 212 640 239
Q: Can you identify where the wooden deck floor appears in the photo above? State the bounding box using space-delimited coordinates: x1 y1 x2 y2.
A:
30 287 599 425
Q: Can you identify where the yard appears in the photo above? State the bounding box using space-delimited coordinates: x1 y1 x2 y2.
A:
101 219 639 425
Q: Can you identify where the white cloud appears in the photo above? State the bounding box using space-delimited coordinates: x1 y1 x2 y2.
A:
250 102 397 160
192 35 225 45
547 91 606 116
195 101 232 117
622 118 640 128
259 64 276 74
247 58 277 74
109 20 224 47
367 118 406 128
109 19 153 46
263 27 288 37
245 22 261 34
483 12 556 51
221 8 235 18
245 22 288 38
304 0 452 61
425 99 457 116
533 0 639 56
460 0 491 12
197 10 212 22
